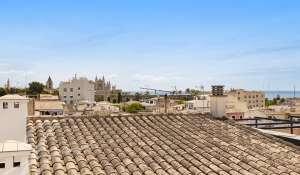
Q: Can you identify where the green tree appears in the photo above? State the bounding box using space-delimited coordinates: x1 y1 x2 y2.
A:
123 103 145 113
117 92 122 103
53 89 59 96
134 92 141 101
176 100 185 105
27 82 45 95
0 88 7 96
185 88 190 94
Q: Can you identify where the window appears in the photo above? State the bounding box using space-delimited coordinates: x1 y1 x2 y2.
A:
3 102 8 109
238 97 241 100
70 88 73 92
14 102 20 109
78 87 80 90
232 116 236 119
240 116 243 119
64 96 67 99
70 96 73 99
78 94 80 97
70 100 73 104
63 88 67 92
0 163 5 168
13 162 20 167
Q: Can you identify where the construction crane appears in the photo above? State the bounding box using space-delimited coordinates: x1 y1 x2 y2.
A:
140 87 173 95
140 87 173 113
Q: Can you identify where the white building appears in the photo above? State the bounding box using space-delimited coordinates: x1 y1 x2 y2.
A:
185 95 210 113
0 95 32 175
59 77 95 105
0 95 29 142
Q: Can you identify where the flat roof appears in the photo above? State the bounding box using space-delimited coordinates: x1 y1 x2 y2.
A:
0 94 29 101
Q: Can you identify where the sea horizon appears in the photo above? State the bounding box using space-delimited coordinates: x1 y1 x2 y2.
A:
263 91 300 99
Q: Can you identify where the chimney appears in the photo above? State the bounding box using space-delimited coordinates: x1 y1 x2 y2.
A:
210 85 227 118
212 85 224 96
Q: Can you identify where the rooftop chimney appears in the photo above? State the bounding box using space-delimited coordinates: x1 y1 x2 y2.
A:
212 85 224 96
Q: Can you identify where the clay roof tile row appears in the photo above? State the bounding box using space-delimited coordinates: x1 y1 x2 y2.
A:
27 114 300 175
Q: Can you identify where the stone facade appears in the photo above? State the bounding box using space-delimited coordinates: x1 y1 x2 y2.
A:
94 76 117 102
44 76 55 94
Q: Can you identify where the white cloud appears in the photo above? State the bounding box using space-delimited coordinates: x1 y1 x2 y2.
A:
0 70 33 75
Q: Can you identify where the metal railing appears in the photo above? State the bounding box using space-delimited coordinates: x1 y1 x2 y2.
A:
235 116 300 134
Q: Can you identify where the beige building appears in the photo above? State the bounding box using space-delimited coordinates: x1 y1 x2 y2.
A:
59 77 95 105
34 101 64 116
225 95 249 119
228 89 265 109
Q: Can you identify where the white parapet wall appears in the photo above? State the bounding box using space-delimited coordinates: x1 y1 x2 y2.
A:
0 141 31 175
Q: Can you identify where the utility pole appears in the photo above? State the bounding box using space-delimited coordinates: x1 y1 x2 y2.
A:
294 85 296 108
164 94 168 113
294 85 296 99
201 85 205 114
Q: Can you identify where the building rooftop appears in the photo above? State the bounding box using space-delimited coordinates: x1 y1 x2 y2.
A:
35 101 64 111
39 94 60 101
27 114 300 175
0 94 29 100
0 140 32 153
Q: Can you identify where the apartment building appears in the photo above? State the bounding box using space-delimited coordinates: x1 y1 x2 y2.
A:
59 77 95 105
228 89 265 109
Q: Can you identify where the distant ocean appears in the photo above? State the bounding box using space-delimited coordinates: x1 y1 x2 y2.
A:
264 91 300 99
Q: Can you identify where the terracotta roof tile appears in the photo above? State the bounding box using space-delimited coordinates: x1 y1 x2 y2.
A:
27 114 300 174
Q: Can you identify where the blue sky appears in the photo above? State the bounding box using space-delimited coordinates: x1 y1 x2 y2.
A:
0 0 300 91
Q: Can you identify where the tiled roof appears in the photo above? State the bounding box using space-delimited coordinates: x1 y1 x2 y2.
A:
27 114 300 175
35 101 64 111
